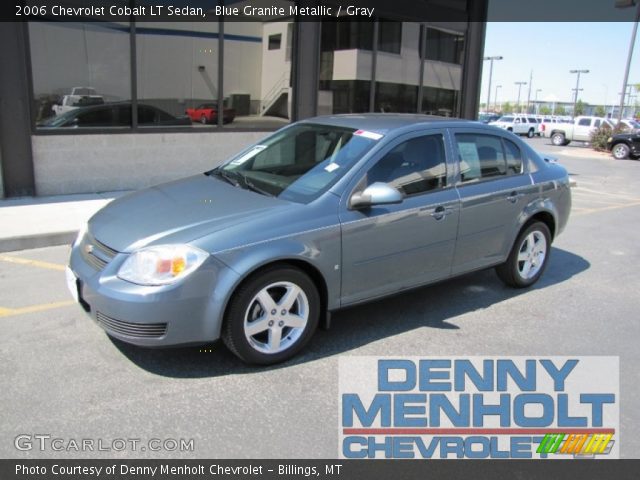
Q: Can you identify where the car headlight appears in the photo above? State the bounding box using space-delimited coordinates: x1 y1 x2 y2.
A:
117 244 208 286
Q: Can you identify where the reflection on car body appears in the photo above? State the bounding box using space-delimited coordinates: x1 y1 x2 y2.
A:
67 114 572 364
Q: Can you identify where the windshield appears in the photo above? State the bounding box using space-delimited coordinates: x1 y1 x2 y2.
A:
216 123 378 203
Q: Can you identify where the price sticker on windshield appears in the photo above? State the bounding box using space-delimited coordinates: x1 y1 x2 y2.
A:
229 145 266 166
354 130 383 141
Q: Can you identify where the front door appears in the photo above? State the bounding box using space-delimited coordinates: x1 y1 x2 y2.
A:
339 131 460 305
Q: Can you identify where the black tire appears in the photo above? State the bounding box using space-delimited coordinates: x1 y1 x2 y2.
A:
496 221 551 288
200 114 208 125
222 266 320 365
551 132 565 146
527 128 535 138
611 143 630 160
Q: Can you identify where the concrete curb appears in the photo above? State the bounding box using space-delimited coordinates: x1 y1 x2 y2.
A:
0 231 77 253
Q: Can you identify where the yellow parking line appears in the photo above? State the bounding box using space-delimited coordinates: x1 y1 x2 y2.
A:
0 300 75 318
574 187 640 200
0 255 66 271
574 200 640 216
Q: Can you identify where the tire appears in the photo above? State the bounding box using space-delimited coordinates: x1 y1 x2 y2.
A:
200 114 208 125
527 128 535 138
551 132 566 146
611 143 630 160
507 127 513 133
222 266 320 365
496 221 551 288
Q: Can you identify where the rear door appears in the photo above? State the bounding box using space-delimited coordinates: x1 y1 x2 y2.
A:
450 128 537 274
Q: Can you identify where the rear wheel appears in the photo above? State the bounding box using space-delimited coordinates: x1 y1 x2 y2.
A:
200 114 207 124
496 221 551 288
612 143 630 160
527 128 535 138
222 266 320 365
551 132 566 146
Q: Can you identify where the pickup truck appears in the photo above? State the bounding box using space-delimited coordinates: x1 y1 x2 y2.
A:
52 87 104 116
543 116 615 146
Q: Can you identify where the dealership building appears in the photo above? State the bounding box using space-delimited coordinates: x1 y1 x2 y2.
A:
0 0 487 198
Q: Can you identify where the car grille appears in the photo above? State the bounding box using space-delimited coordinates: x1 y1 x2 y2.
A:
80 232 118 271
96 312 167 338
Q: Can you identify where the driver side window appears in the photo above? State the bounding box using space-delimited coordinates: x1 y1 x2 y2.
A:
365 134 447 196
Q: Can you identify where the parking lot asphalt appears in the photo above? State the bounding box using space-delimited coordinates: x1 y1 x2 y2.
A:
1 136 639 459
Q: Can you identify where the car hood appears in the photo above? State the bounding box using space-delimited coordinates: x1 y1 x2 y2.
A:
89 174 294 253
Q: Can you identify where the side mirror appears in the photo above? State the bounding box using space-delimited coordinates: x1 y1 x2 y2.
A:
350 182 403 209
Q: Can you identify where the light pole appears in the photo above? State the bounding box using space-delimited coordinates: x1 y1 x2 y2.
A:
534 89 542 114
515 81 527 113
616 0 640 122
570 69 589 117
494 84 502 112
484 55 503 113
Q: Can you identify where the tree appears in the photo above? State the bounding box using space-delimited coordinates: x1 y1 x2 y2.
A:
594 105 606 117
502 101 513 114
575 100 586 116
539 105 551 115
555 105 566 115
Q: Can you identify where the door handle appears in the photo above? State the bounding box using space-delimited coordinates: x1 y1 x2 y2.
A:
430 205 452 220
506 191 524 203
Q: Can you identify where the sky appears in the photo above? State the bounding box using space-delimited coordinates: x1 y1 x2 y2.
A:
480 22 640 108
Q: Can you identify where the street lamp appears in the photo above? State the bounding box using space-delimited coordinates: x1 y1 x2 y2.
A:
515 81 527 113
616 0 640 122
534 89 542 114
570 69 589 117
494 84 502 112
484 55 503 113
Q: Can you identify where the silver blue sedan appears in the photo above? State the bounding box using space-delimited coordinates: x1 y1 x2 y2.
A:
67 115 571 364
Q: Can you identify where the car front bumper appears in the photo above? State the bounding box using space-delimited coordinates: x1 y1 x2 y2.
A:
67 237 240 347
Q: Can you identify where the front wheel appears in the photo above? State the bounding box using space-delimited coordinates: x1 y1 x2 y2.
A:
496 222 551 288
612 143 630 160
222 266 320 365
527 128 535 138
551 132 566 146
200 114 208 124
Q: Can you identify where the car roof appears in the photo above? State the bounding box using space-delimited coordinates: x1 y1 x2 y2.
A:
300 113 471 134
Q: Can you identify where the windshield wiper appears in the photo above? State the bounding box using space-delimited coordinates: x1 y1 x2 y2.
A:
211 168 241 187
236 173 275 197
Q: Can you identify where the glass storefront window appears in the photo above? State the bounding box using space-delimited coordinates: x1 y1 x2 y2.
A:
136 21 219 129
29 22 132 129
223 18 294 130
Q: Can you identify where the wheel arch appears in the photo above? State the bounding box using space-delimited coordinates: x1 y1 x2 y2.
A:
219 257 331 335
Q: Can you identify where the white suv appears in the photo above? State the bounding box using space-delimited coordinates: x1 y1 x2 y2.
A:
489 115 538 138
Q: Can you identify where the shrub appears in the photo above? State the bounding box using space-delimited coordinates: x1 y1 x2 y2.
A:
590 124 614 151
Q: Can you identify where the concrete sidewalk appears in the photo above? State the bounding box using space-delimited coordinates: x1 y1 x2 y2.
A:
0 191 130 252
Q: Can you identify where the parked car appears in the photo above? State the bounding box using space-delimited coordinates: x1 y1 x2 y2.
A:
67 115 571 364
52 87 104 115
478 113 501 124
489 115 538 138
607 131 640 160
186 103 236 124
38 102 192 128
543 116 615 146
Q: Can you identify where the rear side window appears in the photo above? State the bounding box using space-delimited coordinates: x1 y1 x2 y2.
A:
578 118 591 126
503 138 523 174
455 133 521 183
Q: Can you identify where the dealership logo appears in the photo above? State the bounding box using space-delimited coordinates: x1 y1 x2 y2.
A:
339 357 619 459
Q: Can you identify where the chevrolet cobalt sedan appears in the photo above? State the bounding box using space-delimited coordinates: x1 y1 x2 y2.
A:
67 115 571 364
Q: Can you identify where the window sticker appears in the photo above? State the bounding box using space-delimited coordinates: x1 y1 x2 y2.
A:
457 142 479 162
229 145 266 166
354 130 383 141
324 163 340 173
